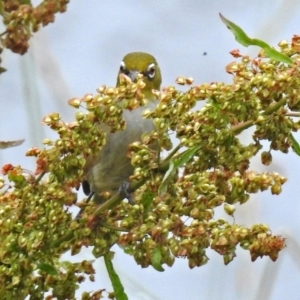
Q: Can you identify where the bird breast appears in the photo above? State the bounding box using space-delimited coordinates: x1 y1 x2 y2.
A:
86 100 157 196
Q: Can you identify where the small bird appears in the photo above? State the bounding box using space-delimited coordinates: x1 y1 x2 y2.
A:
82 52 161 203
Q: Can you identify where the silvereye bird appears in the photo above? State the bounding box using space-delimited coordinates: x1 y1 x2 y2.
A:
82 52 161 203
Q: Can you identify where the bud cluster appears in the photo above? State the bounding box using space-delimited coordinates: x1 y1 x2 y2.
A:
1 1 69 54
1 38 300 297
108 40 300 269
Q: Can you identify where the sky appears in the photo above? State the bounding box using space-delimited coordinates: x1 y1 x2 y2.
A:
1 1 300 299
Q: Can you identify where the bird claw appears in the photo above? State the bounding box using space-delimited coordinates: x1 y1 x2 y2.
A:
75 191 95 220
76 181 134 221
118 181 135 204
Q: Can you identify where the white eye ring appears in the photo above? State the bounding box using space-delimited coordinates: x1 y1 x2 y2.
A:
120 61 126 72
147 63 156 79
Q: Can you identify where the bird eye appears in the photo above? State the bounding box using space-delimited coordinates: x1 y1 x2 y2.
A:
147 63 156 79
120 61 126 73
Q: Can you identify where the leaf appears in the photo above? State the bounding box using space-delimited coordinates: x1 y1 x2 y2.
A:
158 160 175 195
37 263 57 276
173 145 201 168
159 146 201 195
104 253 128 300
0 67 6 74
263 47 292 65
219 13 292 65
290 133 300 156
0 139 24 149
0 1 3 15
141 190 155 214
151 248 165 272
219 13 252 47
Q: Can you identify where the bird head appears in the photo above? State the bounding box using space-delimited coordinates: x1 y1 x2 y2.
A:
117 52 161 99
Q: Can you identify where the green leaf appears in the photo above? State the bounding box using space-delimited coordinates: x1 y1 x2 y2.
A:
219 13 252 47
141 190 155 215
158 160 175 195
37 263 57 276
290 133 300 156
173 145 201 168
219 13 292 65
159 146 201 195
151 248 165 272
0 1 4 15
0 67 6 74
263 47 292 65
104 253 128 300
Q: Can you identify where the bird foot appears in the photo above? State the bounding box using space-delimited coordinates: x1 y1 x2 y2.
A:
75 191 95 220
118 181 135 204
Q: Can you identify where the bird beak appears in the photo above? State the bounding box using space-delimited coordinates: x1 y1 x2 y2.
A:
127 70 139 82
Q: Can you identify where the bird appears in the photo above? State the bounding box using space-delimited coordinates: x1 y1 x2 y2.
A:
82 52 161 204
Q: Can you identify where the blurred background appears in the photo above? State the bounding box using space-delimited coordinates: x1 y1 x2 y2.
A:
1 1 300 299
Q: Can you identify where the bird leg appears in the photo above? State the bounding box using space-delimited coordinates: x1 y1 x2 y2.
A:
75 191 95 220
118 181 135 204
